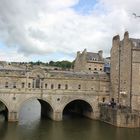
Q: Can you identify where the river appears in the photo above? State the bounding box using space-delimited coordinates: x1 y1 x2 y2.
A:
0 100 140 140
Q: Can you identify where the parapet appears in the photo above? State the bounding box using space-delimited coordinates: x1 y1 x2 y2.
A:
124 31 129 39
113 35 120 41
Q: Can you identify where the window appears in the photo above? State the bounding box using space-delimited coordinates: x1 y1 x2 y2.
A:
41 81 43 89
78 84 81 89
65 84 68 90
51 84 54 89
13 82 16 88
100 68 102 71
5 82 8 88
89 68 91 70
28 83 31 88
94 68 97 71
32 79 35 88
36 75 40 88
102 97 105 102
22 82 25 88
58 84 61 89
45 84 47 89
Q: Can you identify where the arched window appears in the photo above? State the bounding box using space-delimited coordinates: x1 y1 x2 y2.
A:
65 84 68 90
36 75 40 88
22 82 25 88
13 82 16 88
51 84 54 89
78 84 81 89
28 83 31 88
41 79 43 89
45 84 47 89
32 79 35 88
58 84 61 89
5 82 8 88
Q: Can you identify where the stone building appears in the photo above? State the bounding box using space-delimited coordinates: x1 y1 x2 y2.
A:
110 31 140 111
0 31 140 127
74 49 104 73
0 62 110 121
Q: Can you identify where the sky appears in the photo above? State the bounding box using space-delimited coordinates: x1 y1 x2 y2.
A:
0 0 140 62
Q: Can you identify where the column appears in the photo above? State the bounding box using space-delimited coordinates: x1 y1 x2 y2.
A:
8 111 18 122
53 111 62 121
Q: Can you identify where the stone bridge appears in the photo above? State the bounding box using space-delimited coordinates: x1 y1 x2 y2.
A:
0 68 110 122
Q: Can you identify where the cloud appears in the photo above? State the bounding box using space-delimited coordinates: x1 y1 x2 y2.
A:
0 0 140 61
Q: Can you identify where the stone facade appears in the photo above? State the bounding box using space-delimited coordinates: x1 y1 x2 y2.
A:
0 64 110 121
74 49 104 73
1 31 140 128
100 105 140 128
110 31 140 111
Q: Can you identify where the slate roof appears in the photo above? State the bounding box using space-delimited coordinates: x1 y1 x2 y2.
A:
86 52 100 61
0 65 25 71
130 38 140 48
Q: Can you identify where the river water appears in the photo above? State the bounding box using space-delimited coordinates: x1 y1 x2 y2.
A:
0 100 140 140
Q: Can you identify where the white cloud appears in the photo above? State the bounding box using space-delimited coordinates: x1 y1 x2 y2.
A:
0 48 30 62
1 0 140 61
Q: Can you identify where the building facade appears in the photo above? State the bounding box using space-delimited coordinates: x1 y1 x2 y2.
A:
74 49 104 73
0 63 110 121
0 31 140 126
110 31 140 111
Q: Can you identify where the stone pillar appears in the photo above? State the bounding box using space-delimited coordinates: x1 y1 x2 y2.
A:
8 111 18 122
53 111 62 121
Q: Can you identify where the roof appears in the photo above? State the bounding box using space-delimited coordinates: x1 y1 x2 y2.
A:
130 38 140 48
49 70 108 78
86 52 100 61
0 65 25 71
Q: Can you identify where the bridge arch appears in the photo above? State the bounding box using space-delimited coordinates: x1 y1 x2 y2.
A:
62 98 94 119
0 99 9 121
18 97 54 121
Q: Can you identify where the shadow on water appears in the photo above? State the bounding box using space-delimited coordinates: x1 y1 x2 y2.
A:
0 122 8 140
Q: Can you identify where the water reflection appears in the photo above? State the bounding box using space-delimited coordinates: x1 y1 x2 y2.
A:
0 122 8 140
19 100 41 125
0 100 140 140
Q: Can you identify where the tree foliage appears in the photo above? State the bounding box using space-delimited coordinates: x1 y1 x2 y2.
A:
26 60 74 70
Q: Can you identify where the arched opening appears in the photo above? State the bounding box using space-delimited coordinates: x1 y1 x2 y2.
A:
63 100 93 119
0 101 8 121
19 98 53 123
38 99 53 119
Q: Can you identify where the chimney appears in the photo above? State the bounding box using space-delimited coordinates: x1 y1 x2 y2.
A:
77 51 80 56
124 31 129 40
98 50 103 60
83 49 87 54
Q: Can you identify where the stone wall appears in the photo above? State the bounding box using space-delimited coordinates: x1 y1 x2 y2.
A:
74 49 104 73
100 105 140 128
110 31 140 111
0 67 110 122
131 49 140 110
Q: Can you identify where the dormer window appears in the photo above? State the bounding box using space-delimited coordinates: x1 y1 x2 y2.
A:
92 58 97 61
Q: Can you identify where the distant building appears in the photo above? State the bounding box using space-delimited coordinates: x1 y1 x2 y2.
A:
104 57 110 73
74 49 104 73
